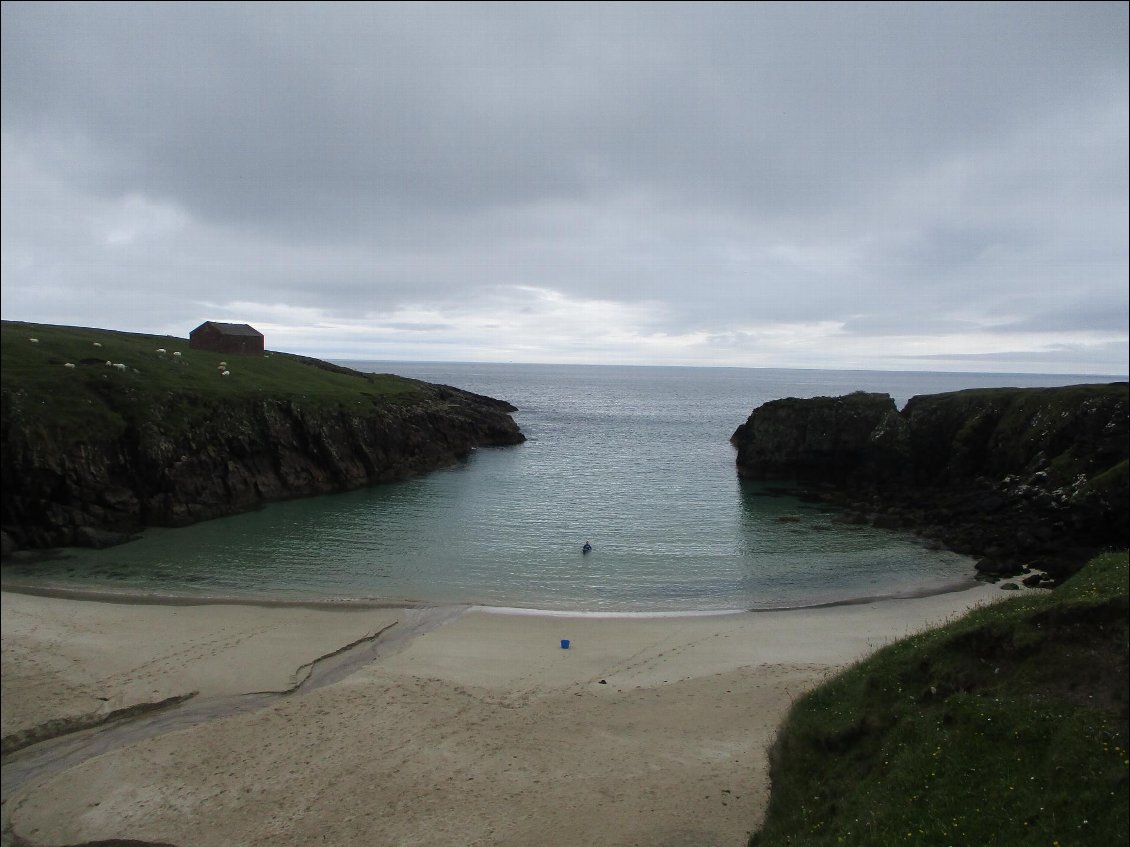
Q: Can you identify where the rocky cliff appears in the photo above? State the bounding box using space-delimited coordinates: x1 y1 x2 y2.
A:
731 384 1129 580
1 323 525 554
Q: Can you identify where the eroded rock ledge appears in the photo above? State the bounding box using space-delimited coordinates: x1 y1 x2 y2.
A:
2 379 525 554
731 384 1129 581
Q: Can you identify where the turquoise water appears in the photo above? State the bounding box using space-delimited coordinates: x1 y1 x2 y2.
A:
1 365 1113 611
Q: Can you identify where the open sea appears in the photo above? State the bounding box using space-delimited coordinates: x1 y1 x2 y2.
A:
2 365 1119 613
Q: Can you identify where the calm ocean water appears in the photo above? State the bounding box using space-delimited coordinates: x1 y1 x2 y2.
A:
2 365 1116 612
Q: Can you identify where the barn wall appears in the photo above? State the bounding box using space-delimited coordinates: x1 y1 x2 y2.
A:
189 327 264 355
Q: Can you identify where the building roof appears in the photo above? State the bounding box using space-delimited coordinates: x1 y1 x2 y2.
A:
192 321 263 337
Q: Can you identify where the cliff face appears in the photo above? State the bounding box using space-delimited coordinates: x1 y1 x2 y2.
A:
1 384 525 553
731 384 1129 578
729 392 902 484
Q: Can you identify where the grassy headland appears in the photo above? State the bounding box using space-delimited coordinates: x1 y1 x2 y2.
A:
1 320 423 448
752 551 1129 846
2 320 522 551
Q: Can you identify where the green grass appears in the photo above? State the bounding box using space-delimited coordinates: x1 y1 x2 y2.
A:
752 552 1129 847
1 321 426 446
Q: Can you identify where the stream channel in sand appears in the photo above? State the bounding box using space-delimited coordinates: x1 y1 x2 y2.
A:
0 605 467 801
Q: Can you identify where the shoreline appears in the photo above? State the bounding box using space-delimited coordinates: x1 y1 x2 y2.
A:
2 580 1010 846
0 580 426 611
0 571 985 617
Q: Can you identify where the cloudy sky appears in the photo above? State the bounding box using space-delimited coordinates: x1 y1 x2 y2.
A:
2 2 1127 374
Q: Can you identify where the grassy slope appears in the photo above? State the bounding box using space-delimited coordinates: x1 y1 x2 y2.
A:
753 552 1129 847
1 321 425 446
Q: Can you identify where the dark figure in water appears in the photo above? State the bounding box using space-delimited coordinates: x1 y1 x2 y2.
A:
582 541 592 554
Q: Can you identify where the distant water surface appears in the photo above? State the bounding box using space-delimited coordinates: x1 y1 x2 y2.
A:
2 365 1116 612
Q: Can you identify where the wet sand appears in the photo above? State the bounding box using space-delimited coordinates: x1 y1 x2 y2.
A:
1 583 1008 846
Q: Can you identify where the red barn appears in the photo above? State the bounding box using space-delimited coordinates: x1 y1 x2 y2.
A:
189 322 265 355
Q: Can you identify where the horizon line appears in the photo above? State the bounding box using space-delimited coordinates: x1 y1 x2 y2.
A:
330 357 1129 380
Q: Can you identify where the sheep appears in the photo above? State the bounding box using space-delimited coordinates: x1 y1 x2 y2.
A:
219 361 227 368
93 342 102 347
28 338 38 343
113 363 126 371
156 348 167 355
172 351 182 358
64 363 76 368
105 360 113 367
221 370 230 376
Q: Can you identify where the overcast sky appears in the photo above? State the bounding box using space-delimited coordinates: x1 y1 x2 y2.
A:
2 2 1127 374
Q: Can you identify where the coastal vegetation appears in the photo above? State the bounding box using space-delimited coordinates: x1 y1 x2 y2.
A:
2 320 425 446
751 551 1129 846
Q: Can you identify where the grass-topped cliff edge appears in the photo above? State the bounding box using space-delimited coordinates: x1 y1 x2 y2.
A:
1 321 524 552
751 551 1129 846
4 320 447 442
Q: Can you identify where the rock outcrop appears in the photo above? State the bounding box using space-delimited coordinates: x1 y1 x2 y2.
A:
2 382 525 553
729 392 902 484
731 384 1129 580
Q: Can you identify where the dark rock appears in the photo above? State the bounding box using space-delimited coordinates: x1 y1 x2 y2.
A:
732 383 1129 580
731 392 899 484
2 381 525 554
1022 573 1057 589
1000 582 1020 591
975 558 1025 577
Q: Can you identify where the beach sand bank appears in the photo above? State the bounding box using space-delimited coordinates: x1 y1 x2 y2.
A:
2 583 1008 846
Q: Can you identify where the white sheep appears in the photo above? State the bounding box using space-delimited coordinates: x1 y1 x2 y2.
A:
64 363 76 368
156 348 166 355
221 370 230 376
29 338 38 343
113 363 126 371
219 361 227 368
105 360 113 367
93 342 102 347
172 351 181 358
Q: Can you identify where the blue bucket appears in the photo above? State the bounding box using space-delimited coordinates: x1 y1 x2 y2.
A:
560 639 571 649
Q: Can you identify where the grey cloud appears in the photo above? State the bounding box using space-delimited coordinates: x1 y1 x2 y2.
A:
2 2 1126 372
901 341 1130 376
994 297 1130 335
5 3 1125 229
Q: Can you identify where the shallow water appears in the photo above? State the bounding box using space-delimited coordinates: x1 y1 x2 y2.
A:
2 364 1107 611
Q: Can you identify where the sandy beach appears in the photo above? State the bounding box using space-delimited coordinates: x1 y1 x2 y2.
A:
1 583 1010 847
